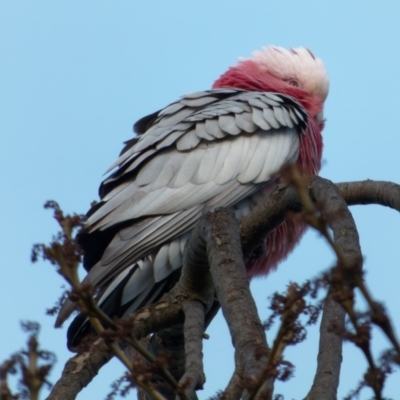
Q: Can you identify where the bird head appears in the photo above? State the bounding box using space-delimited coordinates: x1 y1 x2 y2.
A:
251 46 329 101
213 45 329 121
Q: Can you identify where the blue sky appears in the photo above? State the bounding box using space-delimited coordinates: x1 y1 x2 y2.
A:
1 1 400 399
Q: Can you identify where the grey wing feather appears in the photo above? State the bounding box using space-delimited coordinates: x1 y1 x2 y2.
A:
218 115 242 135
205 119 226 139
235 112 257 133
158 102 185 116
180 96 219 107
176 128 202 150
273 106 286 126
252 107 272 130
195 122 214 140
262 108 280 129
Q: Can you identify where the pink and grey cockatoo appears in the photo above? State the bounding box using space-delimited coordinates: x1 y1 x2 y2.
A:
57 46 329 348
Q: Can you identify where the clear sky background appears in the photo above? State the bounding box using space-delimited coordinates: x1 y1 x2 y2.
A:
1 2 400 399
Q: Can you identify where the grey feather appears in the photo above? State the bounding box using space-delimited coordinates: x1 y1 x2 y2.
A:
122 134 156 156
157 107 195 128
265 93 284 103
153 244 172 282
183 91 216 99
260 95 281 107
180 96 219 107
237 136 268 182
289 108 299 124
195 122 214 140
205 119 226 139
118 215 164 241
135 154 171 187
122 280 153 311
156 129 187 149
176 128 202 150
124 148 158 174
263 108 280 129
282 107 294 128
175 122 194 131
248 97 269 109
235 113 257 133
218 115 241 135
232 101 251 113
158 102 184 116
252 107 272 130
168 239 182 270
100 207 202 273
208 140 233 182
209 102 245 114
191 145 220 184
105 149 137 174
120 259 153 304
167 150 203 187
150 155 182 190
102 180 134 202
216 136 250 183
273 106 286 126
122 280 168 316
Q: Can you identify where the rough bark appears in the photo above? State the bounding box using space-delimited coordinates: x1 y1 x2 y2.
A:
304 293 344 400
46 339 112 400
337 180 400 210
178 300 206 398
205 210 272 398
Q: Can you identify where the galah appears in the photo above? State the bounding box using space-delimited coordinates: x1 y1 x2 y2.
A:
57 46 329 349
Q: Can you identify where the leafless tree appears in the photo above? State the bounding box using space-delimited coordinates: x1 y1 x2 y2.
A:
2 173 400 400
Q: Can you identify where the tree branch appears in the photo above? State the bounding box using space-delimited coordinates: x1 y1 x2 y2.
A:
178 300 206 398
304 293 345 400
336 180 400 210
46 339 112 400
205 210 272 398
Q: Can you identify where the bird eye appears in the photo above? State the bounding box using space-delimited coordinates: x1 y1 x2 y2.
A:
287 79 300 88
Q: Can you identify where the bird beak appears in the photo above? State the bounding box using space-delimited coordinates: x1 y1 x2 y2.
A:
315 111 324 124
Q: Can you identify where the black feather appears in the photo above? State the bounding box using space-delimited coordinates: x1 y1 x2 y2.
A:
133 110 160 134
67 268 181 350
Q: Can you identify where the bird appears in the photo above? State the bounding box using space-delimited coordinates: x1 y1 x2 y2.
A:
56 46 329 349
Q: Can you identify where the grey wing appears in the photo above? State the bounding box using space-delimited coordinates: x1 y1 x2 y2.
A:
57 89 307 329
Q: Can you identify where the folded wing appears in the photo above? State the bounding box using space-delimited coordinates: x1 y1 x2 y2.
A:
57 89 308 345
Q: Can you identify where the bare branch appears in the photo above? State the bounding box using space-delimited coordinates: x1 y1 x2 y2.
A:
305 177 395 399
224 371 244 400
178 300 206 399
46 339 112 400
336 180 400 211
205 210 271 397
304 293 345 400
239 185 302 258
